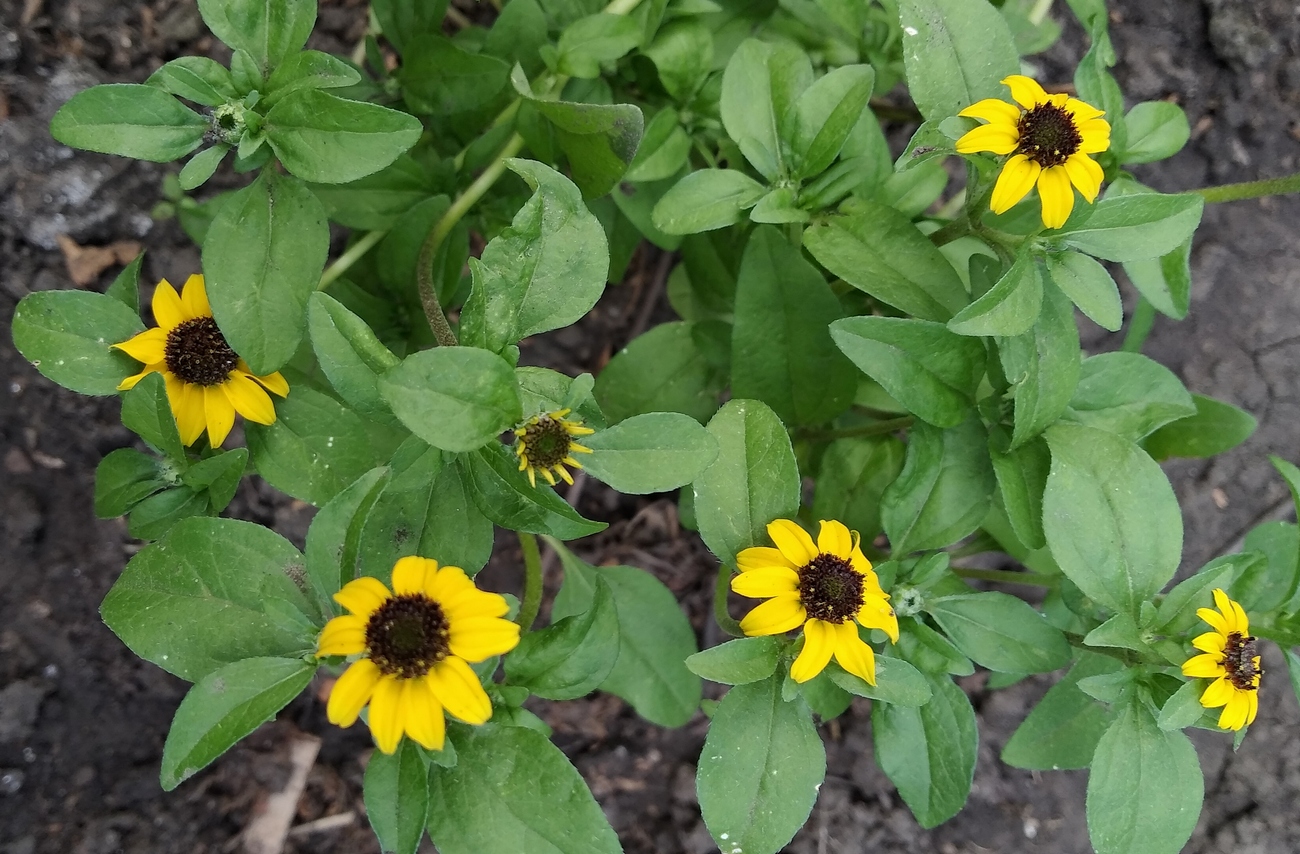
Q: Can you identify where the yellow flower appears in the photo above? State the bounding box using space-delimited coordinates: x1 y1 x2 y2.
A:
732 519 899 685
318 556 521 754
955 75 1111 229
514 408 594 487
1180 588 1261 732
113 275 288 447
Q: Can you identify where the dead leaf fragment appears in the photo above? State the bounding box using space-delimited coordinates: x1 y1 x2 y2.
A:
56 236 142 287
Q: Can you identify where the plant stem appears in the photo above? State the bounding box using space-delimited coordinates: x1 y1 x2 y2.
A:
797 416 915 443
952 567 1056 587
928 218 971 247
1027 0 1054 26
1122 297 1156 353
517 532 544 633
714 568 743 637
1194 171 1300 204
604 0 644 13
318 229 386 291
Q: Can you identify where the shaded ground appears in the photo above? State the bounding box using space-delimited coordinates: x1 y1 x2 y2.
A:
3 1 1300 852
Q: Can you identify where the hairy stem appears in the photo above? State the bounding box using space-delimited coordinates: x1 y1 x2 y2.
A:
517 532 544 633
952 567 1057 587
714 568 743 637
318 229 386 291
797 416 915 443
1194 171 1300 204
1122 297 1157 353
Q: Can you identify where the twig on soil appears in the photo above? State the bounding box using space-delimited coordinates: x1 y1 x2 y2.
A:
241 734 320 854
629 250 675 341
286 812 355 838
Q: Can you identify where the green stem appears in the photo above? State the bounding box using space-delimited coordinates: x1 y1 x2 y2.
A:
1194 171 1300 204
928 218 971 247
517 532 544 633
318 229 386 291
714 568 743 637
604 0 644 13
1122 297 1156 353
1027 0 1054 26
797 416 915 443
952 567 1056 587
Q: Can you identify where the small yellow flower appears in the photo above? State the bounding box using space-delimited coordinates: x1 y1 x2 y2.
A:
514 408 594 487
318 557 521 754
956 75 1111 229
113 275 288 447
733 519 899 685
1181 588 1261 732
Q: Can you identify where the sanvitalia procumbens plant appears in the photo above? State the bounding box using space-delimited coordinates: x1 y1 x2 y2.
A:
13 0 1300 851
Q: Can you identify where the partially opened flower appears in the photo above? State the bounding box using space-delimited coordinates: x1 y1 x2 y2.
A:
515 408 594 487
956 75 1111 229
733 519 898 685
318 557 521 754
1181 588 1262 732
114 275 288 447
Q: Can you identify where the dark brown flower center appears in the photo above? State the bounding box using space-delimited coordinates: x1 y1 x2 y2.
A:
798 553 865 624
365 594 451 679
1224 631 1261 691
521 417 572 469
1016 102 1082 168
164 316 239 386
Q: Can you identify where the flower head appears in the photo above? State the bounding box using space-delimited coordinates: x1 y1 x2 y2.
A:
318 557 521 754
113 275 288 447
1181 588 1261 732
733 519 898 685
956 75 1111 229
514 408 594 488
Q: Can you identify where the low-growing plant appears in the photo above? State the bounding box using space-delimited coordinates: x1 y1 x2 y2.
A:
15 0 1300 852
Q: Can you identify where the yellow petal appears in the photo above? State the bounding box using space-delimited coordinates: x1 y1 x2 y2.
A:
737 546 796 573
1181 654 1226 679
1037 165 1075 229
427 565 475 602
1199 676 1234 708
1064 153 1104 203
151 279 185 331
254 370 290 398
335 576 392 619
1192 632 1226 654
831 620 877 685
1064 98 1105 121
223 371 276 425
955 123 1020 155
168 375 207 446
401 678 446 751
1002 74 1049 109
1077 119 1112 153
442 588 510 622
428 657 492 724
849 543 875 579
816 520 853 560
739 594 807 637
857 597 899 643
317 615 368 657
1197 606 1228 635
367 675 406 754
730 566 799 599
449 616 521 662
327 659 381 727
1219 691 1250 731
1231 599 1250 636
118 364 162 391
392 556 436 595
180 274 211 320
113 327 168 365
767 519 818 566
958 98 1021 126
790 619 836 683
204 385 236 448
1245 690 1259 727
991 154 1041 214
1212 589 1235 630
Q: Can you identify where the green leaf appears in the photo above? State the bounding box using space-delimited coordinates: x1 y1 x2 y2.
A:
105 251 144 313
731 226 856 426
948 253 1043 337
651 169 767 235
720 39 812 181
578 412 718 494
203 171 330 375
119 372 185 461
697 674 826 854
1002 651 1122 770
1045 250 1123 331
1065 352 1196 442
1121 101 1189 165
643 19 713 101
127 487 210 541
999 276 1081 447
1059 193 1204 262
693 400 801 571
625 108 692 183
265 90 423 184
830 317 985 428
749 187 808 224
197 0 316 71
790 64 875 180
989 436 1050 550
1144 394 1258 461
824 656 933 707
1042 422 1183 615
371 0 449 56
594 321 723 424
308 154 439 230
484 0 549 76
246 384 406 506
1122 238 1192 320
51 84 207 162
882 415 995 555
308 292 401 423
147 57 239 107
927 592 1071 673
100 518 315 682
460 444 607 540
365 739 431 854
426 724 621 854
178 145 228 191
556 13 641 78
401 35 510 115
1241 520 1298 613
11 290 144 395
872 673 977 828
380 348 522 453
461 160 609 353
181 448 248 512
1157 678 1206 732
805 204 970 321
507 577 619 700
548 542 701 725
94 449 166 518
160 657 313 790
686 637 783 686
1086 700 1202 854
304 466 391 619
897 617 974 676
1153 553 1251 635
898 0 1020 122
812 437 906 542
263 50 362 106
